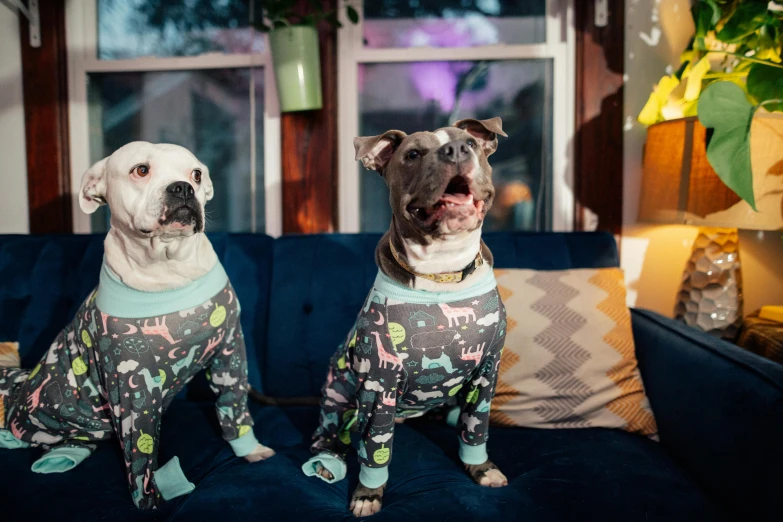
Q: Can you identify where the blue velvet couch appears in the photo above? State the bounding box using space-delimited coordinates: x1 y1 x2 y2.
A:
1 232 781 522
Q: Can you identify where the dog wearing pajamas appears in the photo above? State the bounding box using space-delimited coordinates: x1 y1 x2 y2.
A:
0 142 274 509
304 118 509 516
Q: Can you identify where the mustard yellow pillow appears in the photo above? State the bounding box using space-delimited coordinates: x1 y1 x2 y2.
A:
491 268 657 438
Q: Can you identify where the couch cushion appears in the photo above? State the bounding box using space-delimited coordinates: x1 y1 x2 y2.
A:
491 267 657 437
0 233 274 393
0 397 254 521
174 405 725 522
265 232 620 397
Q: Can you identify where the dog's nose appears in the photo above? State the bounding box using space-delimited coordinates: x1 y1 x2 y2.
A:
438 140 471 163
166 181 195 201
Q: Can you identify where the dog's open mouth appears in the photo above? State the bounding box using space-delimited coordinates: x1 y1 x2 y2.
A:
158 204 204 233
408 175 485 226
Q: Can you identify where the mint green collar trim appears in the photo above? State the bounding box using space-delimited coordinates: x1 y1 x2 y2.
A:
373 268 496 305
96 260 228 318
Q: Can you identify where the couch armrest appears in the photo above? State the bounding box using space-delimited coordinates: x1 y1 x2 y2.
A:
632 309 783 522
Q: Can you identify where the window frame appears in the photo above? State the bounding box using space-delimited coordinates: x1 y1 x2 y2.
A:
336 0 576 233
64 0 282 236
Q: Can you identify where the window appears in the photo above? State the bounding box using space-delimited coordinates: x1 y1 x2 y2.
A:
338 0 574 233
66 0 281 235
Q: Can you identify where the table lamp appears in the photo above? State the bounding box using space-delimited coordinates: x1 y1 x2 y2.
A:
639 115 783 340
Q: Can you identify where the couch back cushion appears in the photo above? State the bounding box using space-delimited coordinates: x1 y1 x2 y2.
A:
0 233 274 392
264 231 620 397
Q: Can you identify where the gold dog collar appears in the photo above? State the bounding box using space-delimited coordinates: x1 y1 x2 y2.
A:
389 239 483 284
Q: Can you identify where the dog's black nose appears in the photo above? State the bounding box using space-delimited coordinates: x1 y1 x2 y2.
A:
166 181 195 201
438 140 471 163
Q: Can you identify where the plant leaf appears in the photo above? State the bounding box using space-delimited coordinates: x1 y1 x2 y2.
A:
684 55 712 101
747 62 783 111
716 2 769 43
638 75 681 125
698 82 757 210
346 5 359 24
691 1 717 38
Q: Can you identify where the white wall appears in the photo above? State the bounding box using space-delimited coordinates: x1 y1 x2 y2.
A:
622 1 783 316
0 6 29 234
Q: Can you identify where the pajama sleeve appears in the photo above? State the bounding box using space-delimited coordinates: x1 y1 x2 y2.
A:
457 297 507 465
353 297 402 489
206 308 257 456
115 370 167 510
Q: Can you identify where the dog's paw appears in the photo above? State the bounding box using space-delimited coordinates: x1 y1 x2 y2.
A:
243 443 276 463
466 459 508 488
349 483 385 517
315 463 334 481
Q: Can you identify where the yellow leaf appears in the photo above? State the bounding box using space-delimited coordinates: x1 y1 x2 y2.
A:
684 56 712 101
682 98 699 117
638 76 680 126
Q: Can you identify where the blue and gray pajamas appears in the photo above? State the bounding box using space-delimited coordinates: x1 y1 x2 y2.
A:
0 261 259 509
303 269 506 488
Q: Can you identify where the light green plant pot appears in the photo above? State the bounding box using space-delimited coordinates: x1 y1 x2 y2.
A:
269 25 323 112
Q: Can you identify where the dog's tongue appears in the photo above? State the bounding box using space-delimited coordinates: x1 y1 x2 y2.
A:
439 193 473 205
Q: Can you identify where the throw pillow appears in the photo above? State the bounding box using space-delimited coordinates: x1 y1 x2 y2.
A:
491 268 658 438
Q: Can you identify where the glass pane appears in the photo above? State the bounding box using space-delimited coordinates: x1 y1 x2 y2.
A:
363 0 546 48
358 60 552 233
98 0 264 59
87 68 265 233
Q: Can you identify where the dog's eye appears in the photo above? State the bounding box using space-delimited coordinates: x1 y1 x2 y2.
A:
133 165 150 177
467 139 478 150
192 169 202 184
405 150 420 161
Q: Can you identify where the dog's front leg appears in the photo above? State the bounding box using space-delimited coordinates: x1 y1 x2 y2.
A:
350 482 386 517
465 459 508 487
207 316 274 462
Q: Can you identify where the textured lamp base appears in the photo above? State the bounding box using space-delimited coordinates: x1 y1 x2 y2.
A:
675 227 743 341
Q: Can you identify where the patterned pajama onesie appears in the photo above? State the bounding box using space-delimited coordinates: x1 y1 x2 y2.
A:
303 269 506 488
0 261 260 510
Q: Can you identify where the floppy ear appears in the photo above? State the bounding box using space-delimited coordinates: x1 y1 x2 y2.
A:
79 157 109 214
353 130 407 174
452 117 508 157
200 164 214 201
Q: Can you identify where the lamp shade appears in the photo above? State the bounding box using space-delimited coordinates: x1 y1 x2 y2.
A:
639 114 783 230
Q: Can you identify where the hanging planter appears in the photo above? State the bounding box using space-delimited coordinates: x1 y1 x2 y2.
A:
269 25 322 112
256 1 360 113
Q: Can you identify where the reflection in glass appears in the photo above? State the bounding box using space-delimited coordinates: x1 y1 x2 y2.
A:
363 0 546 48
87 68 265 233
98 0 264 59
358 60 552 233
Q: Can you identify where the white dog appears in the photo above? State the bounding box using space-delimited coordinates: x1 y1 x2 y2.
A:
0 142 274 510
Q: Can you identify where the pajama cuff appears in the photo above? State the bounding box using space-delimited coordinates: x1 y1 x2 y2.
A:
302 453 347 484
359 465 389 489
0 429 29 449
228 430 259 457
32 446 91 473
459 441 488 465
155 457 196 501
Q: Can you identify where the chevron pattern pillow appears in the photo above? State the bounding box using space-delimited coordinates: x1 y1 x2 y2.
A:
490 268 658 438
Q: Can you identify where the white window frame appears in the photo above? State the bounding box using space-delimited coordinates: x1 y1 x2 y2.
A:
64 0 282 236
337 0 575 233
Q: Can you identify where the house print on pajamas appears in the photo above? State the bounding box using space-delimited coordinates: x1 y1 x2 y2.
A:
310 273 506 476
0 279 253 510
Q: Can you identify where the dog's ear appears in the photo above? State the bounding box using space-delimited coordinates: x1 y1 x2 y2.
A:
79 157 109 214
354 130 407 174
200 164 214 202
452 117 507 157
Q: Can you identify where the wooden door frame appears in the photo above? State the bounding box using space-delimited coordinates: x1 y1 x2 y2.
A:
21 0 624 235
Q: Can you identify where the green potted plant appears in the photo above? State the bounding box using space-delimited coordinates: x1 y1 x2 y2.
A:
255 0 359 112
639 0 783 214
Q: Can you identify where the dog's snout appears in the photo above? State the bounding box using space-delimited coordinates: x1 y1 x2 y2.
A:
166 181 195 201
438 140 471 164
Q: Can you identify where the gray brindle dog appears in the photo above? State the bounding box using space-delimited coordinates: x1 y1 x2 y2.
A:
307 118 509 517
